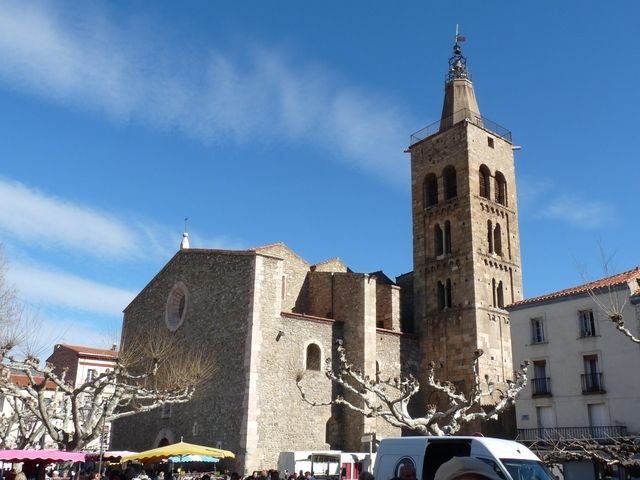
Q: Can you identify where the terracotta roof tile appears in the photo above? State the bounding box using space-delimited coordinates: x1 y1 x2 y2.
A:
56 344 118 358
511 267 640 307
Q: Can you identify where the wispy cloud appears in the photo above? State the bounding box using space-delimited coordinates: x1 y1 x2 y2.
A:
0 177 242 260
519 176 615 229
8 261 136 316
0 177 142 259
541 195 616 229
517 176 553 207
0 2 412 185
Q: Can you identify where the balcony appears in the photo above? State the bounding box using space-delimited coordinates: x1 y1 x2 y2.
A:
409 108 512 146
517 425 628 442
531 377 552 396
581 373 606 394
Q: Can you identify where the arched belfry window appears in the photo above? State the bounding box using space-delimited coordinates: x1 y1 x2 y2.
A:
494 223 503 256
443 166 457 200
479 165 491 199
424 174 438 207
497 281 505 308
306 343 321 371
487 220 494 254
437 279 452 310
492 279 497 307
444 221 452 254
495 171 507 206
434 224 444 257
437 281 445 310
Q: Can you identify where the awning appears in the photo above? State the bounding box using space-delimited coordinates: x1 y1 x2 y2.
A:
0 450 85 463
121 441 234 464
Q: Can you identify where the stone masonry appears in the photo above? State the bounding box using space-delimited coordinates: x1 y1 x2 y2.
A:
112 244 418 473
112 41 523 472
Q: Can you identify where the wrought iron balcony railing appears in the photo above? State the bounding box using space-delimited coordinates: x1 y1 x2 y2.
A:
531 377 552 396
409 108 512 146
582 373 605 394
518 425 628 442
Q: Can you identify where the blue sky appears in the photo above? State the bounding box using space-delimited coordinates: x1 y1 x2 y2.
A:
0 1 637 350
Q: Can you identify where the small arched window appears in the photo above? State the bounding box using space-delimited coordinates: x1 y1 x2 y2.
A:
492 278 497 307
487 220 494 254
437 281 446 310
494 223 503 256
434 224 444 257
445 278 452 308
306 343 321 371
497 281 505 308
424 174 438 207
495 171 507 206
443 166 457 200
444 220 452 255
479 165 491 199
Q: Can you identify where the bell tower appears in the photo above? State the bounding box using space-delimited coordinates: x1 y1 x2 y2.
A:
409 39 523 391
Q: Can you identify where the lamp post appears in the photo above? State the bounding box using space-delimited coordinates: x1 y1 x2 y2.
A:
97 401 109 478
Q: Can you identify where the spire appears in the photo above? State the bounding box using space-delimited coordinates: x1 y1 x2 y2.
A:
440 28 482 130
180 217 190 250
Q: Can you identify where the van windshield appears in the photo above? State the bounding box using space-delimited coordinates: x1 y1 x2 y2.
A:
500 459 555 480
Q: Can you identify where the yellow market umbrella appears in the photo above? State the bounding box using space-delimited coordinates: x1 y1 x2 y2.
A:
120 441 235 464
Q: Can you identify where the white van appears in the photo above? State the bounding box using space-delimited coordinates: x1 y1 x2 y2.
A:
373 436 554 480
277 451 371 480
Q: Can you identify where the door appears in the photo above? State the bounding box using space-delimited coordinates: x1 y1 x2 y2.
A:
536 406 556 439
588 403 609 439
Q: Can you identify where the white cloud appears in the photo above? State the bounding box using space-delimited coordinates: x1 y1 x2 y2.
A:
541 195 615 229
0 177 243 260
0 178 142 259
517 176 553 207
8 262 136 316
0 2 412 185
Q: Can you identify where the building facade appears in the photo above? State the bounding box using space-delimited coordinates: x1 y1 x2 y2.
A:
47 343 119 452
508 268 640 441
112 41 524 473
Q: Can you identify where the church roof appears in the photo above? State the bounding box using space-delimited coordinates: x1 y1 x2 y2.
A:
509 267 640 308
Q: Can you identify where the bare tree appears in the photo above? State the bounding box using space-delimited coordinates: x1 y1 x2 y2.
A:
531 437 640 470
581 249 640 344
297 340 528 436
0 331 215 451
0 247 215 451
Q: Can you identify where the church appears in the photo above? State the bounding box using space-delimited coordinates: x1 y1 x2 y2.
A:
111 40 523 474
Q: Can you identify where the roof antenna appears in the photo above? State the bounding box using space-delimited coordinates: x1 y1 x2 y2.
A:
180 217 190 250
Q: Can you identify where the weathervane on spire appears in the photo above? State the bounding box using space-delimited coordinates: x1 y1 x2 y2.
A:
180 216 190 250
447 24 469 82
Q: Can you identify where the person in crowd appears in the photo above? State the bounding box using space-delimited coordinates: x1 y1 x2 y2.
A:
358 472 374 480
434 457 502 480
399 465 416 480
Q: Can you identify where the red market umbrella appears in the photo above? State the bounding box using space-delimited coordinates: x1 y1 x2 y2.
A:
0 450 85 463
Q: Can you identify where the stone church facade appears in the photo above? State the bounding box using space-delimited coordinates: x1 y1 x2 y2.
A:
112 41 523 473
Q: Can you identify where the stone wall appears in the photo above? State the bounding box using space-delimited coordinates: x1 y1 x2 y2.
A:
376 284 401 331
112 250 257 465
254 311 340 471
252 243 310 313
409 118 523 397
306 272 334 319
466 124 522 383
374 331 420 439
